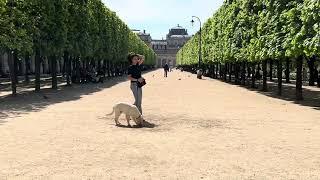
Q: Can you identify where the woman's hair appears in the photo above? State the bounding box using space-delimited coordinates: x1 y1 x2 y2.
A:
127 52 139 63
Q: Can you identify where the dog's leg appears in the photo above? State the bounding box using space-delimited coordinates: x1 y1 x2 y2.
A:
114 111 121 126
125 115 131 127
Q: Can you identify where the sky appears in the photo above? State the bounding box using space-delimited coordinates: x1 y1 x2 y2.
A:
102 0 224 40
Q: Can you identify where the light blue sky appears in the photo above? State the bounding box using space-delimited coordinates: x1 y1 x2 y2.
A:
102 0 224 40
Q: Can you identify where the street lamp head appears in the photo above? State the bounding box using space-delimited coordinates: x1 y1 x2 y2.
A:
191 19 195 26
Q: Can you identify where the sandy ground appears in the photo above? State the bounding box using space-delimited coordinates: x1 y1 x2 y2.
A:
1 69 320 179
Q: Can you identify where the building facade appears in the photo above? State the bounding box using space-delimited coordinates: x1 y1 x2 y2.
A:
136 25 191 68
136 30 152 48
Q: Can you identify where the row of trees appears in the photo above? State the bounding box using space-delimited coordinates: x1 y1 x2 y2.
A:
177 0 319 100
0 0 156 95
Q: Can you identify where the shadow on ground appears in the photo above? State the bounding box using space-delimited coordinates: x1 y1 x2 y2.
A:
0 77 62 92
101 113 192 131
0 119 7 126
253 81 320 111
115 120 157 129
0 75 129 122
205 75 320 110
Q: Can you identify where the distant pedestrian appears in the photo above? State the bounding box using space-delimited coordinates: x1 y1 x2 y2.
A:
163 63 169 77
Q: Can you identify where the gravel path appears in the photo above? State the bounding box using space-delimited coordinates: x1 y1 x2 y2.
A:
1 69 320 179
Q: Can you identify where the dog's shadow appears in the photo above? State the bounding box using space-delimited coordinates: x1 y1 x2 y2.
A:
116 120 156 129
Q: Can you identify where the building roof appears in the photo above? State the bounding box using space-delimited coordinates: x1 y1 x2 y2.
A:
137 32 150 36
136 30 150 36
171 24 185 30
168 24 188 37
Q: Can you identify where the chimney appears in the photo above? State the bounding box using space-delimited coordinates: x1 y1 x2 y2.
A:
143 30 146 34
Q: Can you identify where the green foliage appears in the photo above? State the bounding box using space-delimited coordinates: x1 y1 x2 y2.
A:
0 0 156 65
177 0 319 66
301 0 320 57
0 0 33 53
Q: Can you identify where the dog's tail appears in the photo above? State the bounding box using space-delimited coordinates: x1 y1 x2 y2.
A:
106 107 115 116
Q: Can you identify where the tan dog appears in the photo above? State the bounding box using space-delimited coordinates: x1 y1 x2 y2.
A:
107 103 144 127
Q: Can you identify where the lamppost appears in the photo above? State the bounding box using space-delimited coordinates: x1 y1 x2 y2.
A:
191 16 202 79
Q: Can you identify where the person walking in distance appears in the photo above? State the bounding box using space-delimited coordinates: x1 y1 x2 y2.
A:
163 63 169 77
127 53 145 114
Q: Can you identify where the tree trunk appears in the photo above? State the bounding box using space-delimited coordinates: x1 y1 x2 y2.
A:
97 60 102 72
16 57 22 76
123 62 126 75
228 63 232 82
215 63 219 78
24 54 30 83
241 62 246 85
13 50 19 84
317 71 320 88
277 60 283 96
223 64 227 81
307 56 315 86
48 58 52 74
257 63 261 80
262 60 268 91
64 52 71 86
251 63 256 88
35 48 41 92
89 59 93 68
8 51 17 96
219 64 222 78
235 63 240 84
107 60 111 77
62 57 66 77
103 60 107 78
68 57 73 85
285 58 290 83
247 63 252 85
296 56 303 100
50 55 58 89
269 59 273 81
60 59 63 75
0 56 3 76
76 58 81 84
111 62 115 77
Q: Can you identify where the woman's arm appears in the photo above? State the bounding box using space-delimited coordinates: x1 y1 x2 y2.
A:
128 75 137 81
138 55 144 65
128 75 144 82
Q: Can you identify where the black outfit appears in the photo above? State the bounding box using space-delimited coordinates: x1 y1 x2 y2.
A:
164 64 169 77
128 64 142 81
128 64 143 114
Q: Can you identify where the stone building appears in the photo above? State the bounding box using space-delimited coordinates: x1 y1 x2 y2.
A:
137 25 191 68
136 30 152 48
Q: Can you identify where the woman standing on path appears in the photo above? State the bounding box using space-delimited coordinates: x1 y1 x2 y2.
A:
127 53 145 114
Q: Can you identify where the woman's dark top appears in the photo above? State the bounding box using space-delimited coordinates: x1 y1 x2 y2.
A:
128 64 142 82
